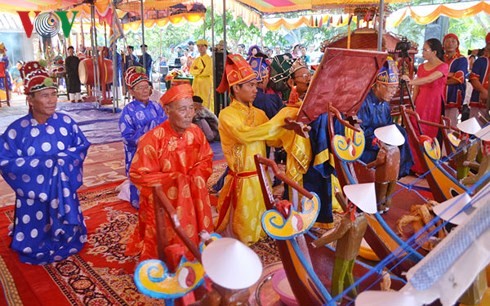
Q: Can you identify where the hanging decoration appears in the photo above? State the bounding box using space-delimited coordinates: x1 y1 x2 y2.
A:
387 0 490 27
34 12 61 38
18 11 79 38
263 14 354 31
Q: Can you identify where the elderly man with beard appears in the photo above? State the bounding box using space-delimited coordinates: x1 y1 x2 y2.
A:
126 84 214 261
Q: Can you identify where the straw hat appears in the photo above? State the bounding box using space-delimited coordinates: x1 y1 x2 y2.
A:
475 124 490 141
201 237 262 290
457 117 481 135
356 291 417 306
374 124 405 146
343 183 377 214
432 193 473 225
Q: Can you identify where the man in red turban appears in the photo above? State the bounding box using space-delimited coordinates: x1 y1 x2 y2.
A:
126 84 214 261
443 33 468 126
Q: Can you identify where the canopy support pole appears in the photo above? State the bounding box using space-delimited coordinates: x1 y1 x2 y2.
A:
140 0 146 72
222 0 228 108
112 0 119 112
91 2 101 106
377 0 385 51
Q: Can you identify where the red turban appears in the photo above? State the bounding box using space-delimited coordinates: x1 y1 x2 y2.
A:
160 84 194 105
443 33 460 54
216 54 256 93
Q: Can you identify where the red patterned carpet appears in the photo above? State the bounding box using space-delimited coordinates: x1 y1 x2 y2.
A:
0 139 434 305
0 182 162 306
0 168 282 306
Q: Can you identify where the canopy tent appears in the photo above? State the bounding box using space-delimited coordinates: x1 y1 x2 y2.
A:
387 0 490 27
118 2 206 32
0 0 111 15
235 0 409 14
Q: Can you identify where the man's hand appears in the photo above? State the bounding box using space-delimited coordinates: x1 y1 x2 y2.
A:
283 117 311 138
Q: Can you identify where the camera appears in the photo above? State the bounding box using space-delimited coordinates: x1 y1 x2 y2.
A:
395 37 411 58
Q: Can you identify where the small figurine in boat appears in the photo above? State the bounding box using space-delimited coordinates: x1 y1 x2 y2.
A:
366 125 404 213
454 117 481 180
461 124 490 191
312 183 377 300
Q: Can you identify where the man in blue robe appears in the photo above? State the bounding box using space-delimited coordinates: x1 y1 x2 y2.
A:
0 62 90 264
139 44 153 78
119 67 167 208
357 58 413 177
443 33 468 126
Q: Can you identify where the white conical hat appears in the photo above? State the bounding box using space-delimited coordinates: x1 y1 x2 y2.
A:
457 117 481 135
343 183 377 214
374 125 405 146
356 291 417 306
201 237 263 290
475 124 490 141
433 193 473 225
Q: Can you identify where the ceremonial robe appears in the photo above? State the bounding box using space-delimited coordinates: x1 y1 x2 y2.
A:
0 113 90 264
127 121 214 261
190 54 214 113
119 100 166 208
357 90 413 177
444 54 467 109
65 55 81 94
216 100 269 244
469 56 489 109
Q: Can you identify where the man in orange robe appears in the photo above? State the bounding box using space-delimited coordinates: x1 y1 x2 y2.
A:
126 84 214 261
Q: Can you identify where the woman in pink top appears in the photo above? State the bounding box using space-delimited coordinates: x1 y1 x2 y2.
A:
401 38 449 174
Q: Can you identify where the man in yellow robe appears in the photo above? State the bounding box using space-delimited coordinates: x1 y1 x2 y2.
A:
231 58 312 192
190 39 214 113
215 55 313 245
214 54 270 244
126 84 214 261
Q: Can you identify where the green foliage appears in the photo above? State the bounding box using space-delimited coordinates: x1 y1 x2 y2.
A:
120 23 198 60
387 4 490 53
200 9 353 52
448 13 490 51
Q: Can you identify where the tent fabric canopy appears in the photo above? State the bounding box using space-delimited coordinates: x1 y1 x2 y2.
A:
263 14 358 31
0 0 111 15
387 0 490 27
236 0 409 14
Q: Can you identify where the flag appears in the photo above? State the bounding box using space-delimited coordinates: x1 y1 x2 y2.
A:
109 8 124 47
326 16 332 27
337 15 343 26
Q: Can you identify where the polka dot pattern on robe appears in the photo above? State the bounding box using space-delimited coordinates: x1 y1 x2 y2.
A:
0 112 90 264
